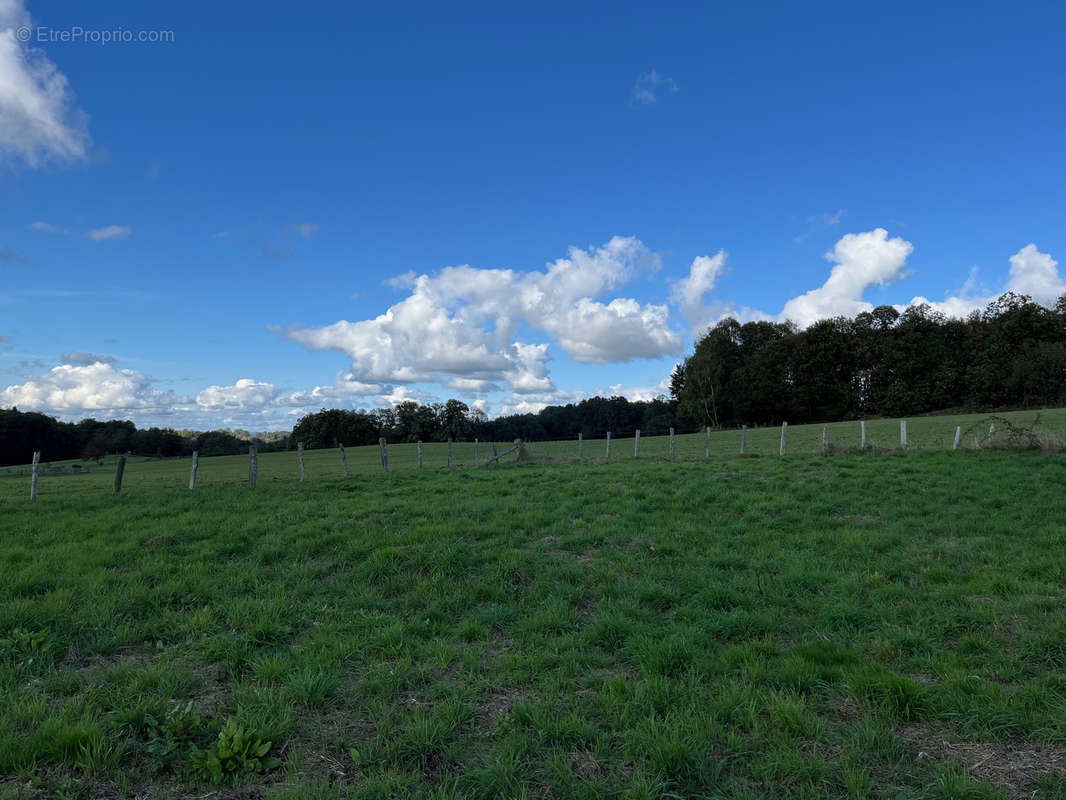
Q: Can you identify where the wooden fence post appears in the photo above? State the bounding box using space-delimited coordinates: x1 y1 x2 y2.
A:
30 451 40 502
492 441 498 460
448 438 453 467
514 438 522 461
115 453 128 493
248 445 258 488
988 422 996 443
779 422 788 456
822 425 828 455
606 431 612 459
860 420 867 450
578 432 583 459
953 426 962 450
188 451 199 490
475 439 480 467
900 420 908 448
634 429 640 457
379 438 389 473
340 443 350 477
705 426 711 458
297 442 306 482
740 425 747 454
417 440 423 469
669 428 676 459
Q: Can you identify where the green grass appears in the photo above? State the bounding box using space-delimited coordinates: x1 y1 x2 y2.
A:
3 406 1065 501
2 447 1066 798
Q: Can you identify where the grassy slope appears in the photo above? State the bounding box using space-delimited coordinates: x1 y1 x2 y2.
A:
2 406 1065 501
2 451 1065 799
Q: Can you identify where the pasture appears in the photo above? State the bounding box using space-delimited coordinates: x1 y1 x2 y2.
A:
1 420 1065 798
2 407 1065 500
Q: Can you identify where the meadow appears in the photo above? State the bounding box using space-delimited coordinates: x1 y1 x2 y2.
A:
2 406 1065 500
1 413 1065 798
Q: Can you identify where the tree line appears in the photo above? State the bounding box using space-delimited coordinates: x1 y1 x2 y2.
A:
288 395 682 449
10 290 1059 465
0 410 287 466
672 292 1066 428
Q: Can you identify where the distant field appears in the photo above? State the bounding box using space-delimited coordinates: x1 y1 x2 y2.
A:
2 407 1065 501
1 450 1065 798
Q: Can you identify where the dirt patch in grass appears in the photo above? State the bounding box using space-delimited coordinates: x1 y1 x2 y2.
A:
73 645 156 672
569 749 603 778
475 689 525 731
827 695 861 721
899 724 1066 799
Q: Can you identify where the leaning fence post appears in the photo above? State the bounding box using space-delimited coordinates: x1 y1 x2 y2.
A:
900 420 908 448
248 445 258 488
475 438 479 467
779 422 788 456
860 420 867 450
953 426 962 450
297 441 306 482
30 451 40 502
188 450 199 489
340 443 350 477
705 426 711 458
634 429 640 457
578 432 583 459
379 437 389 472
606 431 612 459
514 438 522 461
740 425 747 454
448 438 453 467
669 428 676 459
114 453 128 493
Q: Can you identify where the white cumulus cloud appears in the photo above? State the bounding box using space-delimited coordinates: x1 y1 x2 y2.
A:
276 373 384 408
779 228 914 326
0 0 90 166
1006 244 1065 306
672 250 728 328
278 236 681 392
196 378 278 411
908 243 1065 317
1 361 179 415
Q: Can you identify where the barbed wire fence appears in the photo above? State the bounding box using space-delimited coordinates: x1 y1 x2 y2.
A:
6 414 1062 502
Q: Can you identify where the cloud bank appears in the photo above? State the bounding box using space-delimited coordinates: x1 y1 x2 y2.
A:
3 231 1064 427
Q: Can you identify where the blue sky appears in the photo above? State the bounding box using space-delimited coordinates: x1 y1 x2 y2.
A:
2 0 1065 430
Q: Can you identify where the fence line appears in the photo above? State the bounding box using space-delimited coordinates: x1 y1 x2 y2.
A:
12 414 1061 500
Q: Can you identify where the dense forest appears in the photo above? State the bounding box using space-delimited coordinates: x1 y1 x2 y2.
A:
672 292 1066 428
0 410 287 466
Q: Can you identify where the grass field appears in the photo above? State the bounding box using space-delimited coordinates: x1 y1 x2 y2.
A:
2 406 1065 501
2 441 1065 798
